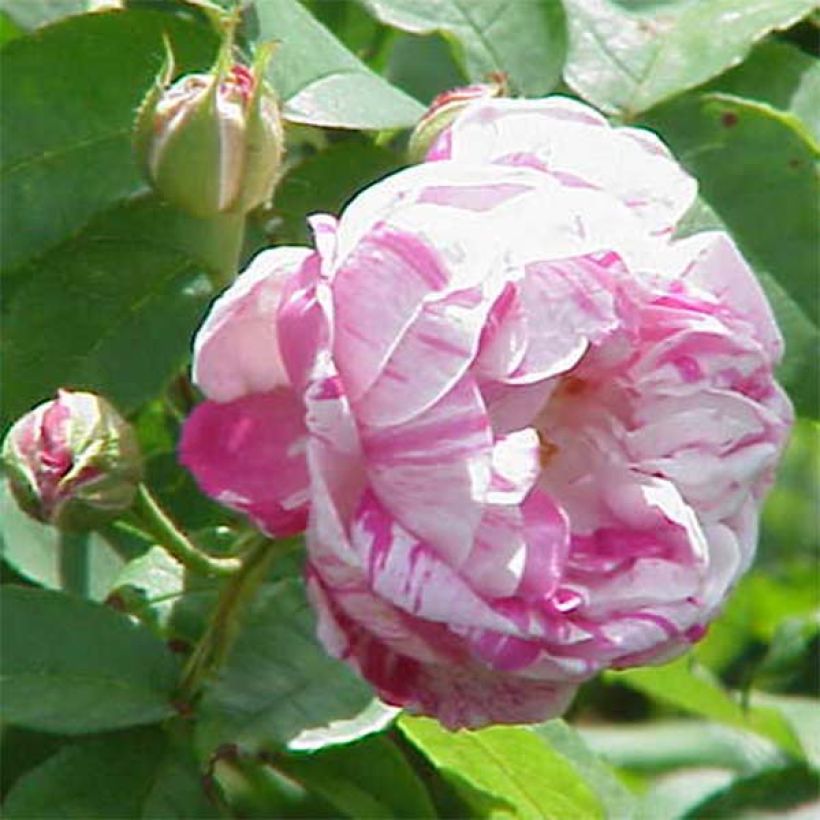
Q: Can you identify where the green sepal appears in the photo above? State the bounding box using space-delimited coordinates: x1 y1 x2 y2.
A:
133 35 176 182
150 75 226 218
229 41 283 214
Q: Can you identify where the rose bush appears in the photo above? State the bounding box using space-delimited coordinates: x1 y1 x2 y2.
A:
181 96 792 728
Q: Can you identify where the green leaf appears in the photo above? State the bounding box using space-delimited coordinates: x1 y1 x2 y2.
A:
247 0 424 128
0 0 86 31
112 544 188 633
1 197 217 429
0 478 126 599
399 715 604 819
272 735 436 819
694 566 819 674
0 9 218 273
361 0 567 96
306 0 385 60
0 725 65 799
535 720 637 819
759 419 820 563
0 10 24 45
637 769 736 820
0 586 178 733
607 658 803 758
563 0 818 116
273 139 400 244
386 32 467 103
3 727 218 818
705 39 820 143
196 578 394 756
686 764 820 819
579 719 784 775
753 693 820 770
647 95 819 415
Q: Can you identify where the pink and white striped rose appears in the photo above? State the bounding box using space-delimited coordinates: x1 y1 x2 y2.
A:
181 97 792 728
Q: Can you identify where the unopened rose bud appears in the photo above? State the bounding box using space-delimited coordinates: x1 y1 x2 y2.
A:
134 40 283 218
2 390 143 531
407 73 508 163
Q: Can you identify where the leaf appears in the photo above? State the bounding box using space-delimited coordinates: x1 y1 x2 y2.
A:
0 726 66 799
0 9 218 273
112 544 188 632
578 719 784 775
686 764 820 819
535 720 637 819
694 565 819 674
273 139 400 244
196 578 394 756
386 32 467 103
563 0 818 116
288 698 399 753
1 197 217 429
3 727 218 818
753 693 820 770
399 715 604 819
636 769 736 820
705 39 820 143
0 10 24 44
0 478 126 599
361 0 567 96
759 419 820 562
648 95 820 415
0 0 86 31
607 658 803 758
0 585 179 733
272 735 436 819
246 0 424 128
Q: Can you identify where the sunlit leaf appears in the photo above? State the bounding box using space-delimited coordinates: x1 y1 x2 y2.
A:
608 658 803 758
361 0 567 96
400 715 604 819
247 0 424 128
563 0 817 115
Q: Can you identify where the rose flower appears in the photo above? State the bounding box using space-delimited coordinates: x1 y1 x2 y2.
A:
181 97 792 728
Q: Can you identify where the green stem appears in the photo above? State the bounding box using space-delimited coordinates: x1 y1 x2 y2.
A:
207 211 246 290
178 534 278 701
131 484 241 577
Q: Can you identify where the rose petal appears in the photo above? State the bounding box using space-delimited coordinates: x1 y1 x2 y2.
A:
179 390 309 536
193 247 312 401
362 376 492 566
443 96 697 234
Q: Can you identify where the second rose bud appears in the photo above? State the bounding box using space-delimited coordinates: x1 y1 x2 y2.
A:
134 40 284 219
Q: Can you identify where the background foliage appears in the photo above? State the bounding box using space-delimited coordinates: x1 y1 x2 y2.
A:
1 0 818 817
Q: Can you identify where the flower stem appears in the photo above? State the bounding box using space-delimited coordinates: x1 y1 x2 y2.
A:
131 483 241 577
177 534 282 701
207 211 246 290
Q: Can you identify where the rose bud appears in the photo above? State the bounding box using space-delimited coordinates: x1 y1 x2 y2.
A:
181 96 792 729
2 390 143 532
134 40 283 218
407 73 508 163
